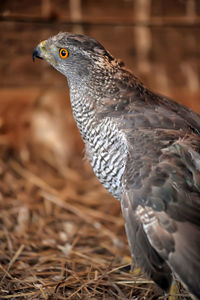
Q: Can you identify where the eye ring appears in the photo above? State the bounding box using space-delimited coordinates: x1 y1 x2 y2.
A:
59 48 69 59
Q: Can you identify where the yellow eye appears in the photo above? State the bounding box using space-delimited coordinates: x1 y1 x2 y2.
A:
59 48 69 59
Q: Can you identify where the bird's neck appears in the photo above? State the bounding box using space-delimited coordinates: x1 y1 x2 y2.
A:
67 66 115 138
69 83 97 141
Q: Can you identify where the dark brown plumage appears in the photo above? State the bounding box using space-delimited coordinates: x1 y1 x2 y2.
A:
33 32 200 299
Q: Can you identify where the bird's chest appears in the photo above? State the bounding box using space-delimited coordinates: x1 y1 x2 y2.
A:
82 117 127 200
70 94 127 200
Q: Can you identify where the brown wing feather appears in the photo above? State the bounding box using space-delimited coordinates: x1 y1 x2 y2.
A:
121 192 172 292
122 137 200 299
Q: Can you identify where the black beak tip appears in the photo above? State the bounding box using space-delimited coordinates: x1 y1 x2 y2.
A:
32 46 44 62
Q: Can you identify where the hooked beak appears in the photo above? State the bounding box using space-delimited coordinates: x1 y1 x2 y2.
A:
32 40 48 62
32 45 44 62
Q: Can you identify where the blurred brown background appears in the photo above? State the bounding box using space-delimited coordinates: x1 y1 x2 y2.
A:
0 1 200 299
0 0 200 162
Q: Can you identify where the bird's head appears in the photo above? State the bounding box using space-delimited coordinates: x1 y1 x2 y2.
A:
33 32 118 88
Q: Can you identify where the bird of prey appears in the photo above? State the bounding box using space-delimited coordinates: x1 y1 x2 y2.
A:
33 32 200 299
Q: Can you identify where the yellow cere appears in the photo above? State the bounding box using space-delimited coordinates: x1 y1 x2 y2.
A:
39 40 58 65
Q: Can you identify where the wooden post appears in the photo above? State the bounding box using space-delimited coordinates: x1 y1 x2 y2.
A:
133 0 152 74
183 0 199 93
69 0 83 33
